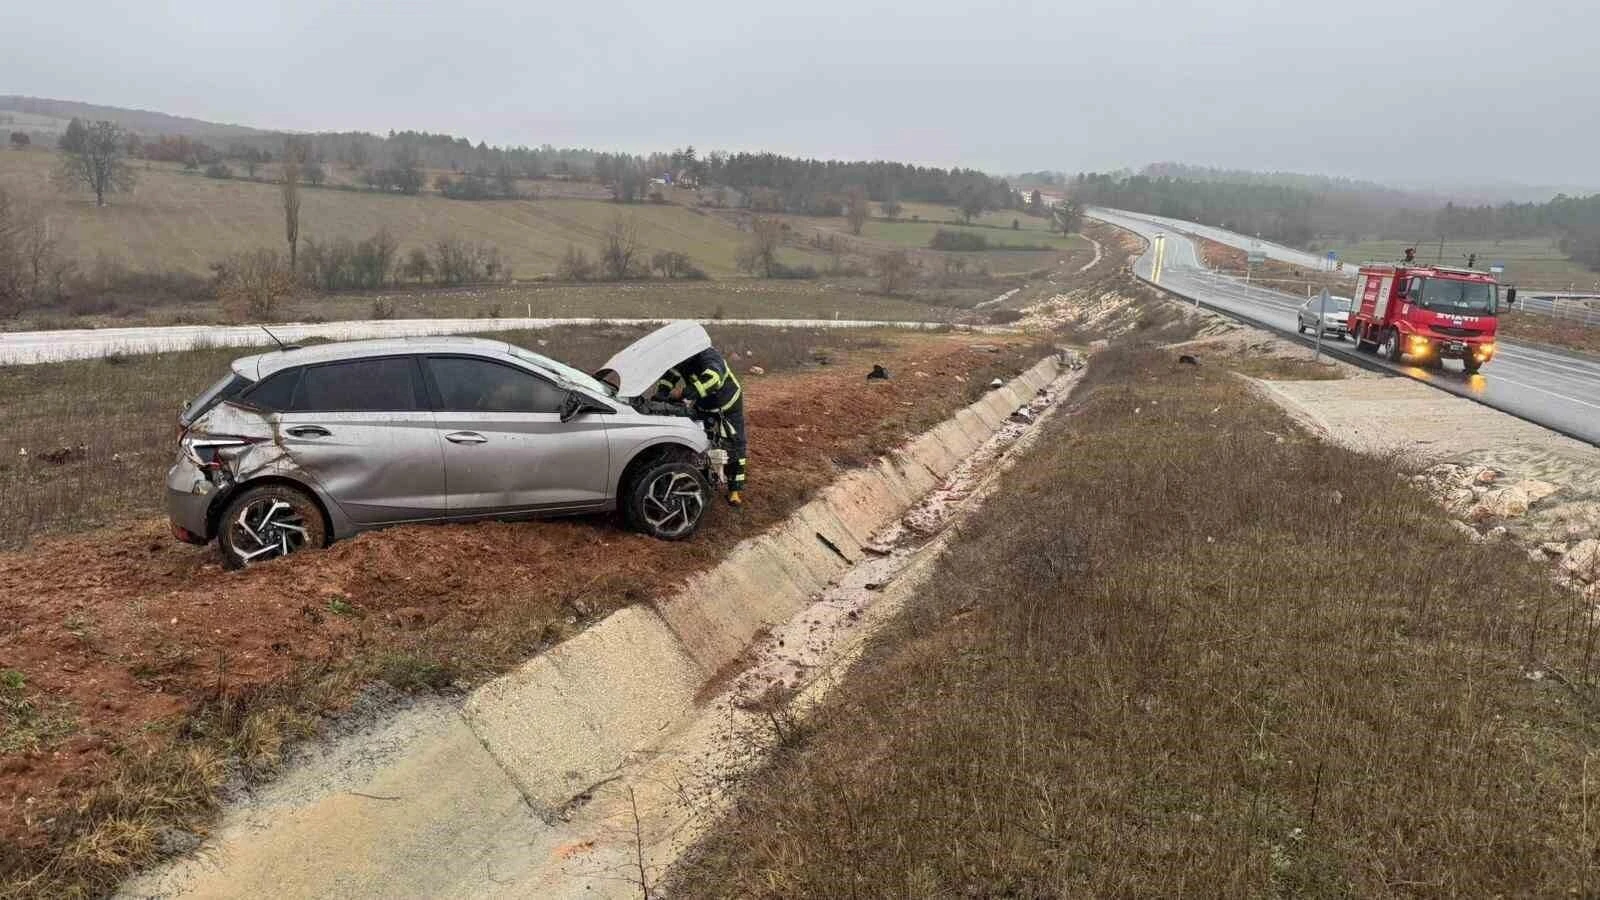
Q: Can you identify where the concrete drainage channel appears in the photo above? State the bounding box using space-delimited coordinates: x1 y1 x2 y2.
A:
119 353 1078 899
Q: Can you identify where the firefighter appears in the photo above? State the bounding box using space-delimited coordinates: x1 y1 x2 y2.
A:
655 346 747 506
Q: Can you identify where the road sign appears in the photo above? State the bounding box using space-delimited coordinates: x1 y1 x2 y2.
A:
1490 263 1505 275
1247 250 1267 265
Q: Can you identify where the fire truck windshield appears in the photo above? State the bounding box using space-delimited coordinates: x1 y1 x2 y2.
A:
1416 278 1496 314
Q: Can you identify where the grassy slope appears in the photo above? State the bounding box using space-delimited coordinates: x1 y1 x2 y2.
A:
0 150 829 278
670 344 1598 897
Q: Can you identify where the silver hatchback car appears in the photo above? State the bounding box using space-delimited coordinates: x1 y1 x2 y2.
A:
168 323 724 568
1296 294 1352 338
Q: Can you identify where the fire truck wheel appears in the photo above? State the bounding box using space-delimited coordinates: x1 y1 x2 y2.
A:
1379 329 1404 362
1349 324 1369 351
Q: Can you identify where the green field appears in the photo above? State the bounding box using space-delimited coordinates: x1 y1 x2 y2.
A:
1329 237 1598 290
892 200 1059 233
858 219 1083 251
0 149 830 279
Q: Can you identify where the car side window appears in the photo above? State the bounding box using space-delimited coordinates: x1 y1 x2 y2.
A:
426 356 566 414
290 357 421 412
240 368 301 411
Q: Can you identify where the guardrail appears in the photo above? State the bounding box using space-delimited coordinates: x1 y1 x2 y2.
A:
1515 293 1600 326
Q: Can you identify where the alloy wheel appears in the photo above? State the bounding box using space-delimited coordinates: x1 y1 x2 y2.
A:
640 471 706 538
227 497 313 565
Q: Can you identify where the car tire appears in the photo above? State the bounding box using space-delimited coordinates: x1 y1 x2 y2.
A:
217 483 327 570
1379 328 1404 363
1297 321 1307 334
624 460 709 541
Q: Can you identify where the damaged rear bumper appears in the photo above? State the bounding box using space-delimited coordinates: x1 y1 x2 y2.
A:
166 456 218 543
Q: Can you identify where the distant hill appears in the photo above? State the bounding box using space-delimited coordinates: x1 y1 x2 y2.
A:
0 96 268 140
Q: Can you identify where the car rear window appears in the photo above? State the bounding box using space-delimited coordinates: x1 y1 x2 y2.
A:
239 368 301 411
181 372 250 427
291 357 421 412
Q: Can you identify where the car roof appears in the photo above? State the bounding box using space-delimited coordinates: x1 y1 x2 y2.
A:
230 335 512 380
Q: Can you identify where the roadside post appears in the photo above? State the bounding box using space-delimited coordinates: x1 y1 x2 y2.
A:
1312 287 1329 362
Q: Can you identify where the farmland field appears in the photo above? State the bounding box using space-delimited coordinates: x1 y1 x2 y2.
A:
0 149 831 279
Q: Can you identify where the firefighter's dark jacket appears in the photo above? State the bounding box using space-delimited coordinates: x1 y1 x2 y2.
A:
654 348 743 414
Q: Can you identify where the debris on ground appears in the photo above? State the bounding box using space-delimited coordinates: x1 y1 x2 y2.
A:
867 364 890 380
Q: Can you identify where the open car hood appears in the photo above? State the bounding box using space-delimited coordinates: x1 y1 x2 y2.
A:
595 321 712 398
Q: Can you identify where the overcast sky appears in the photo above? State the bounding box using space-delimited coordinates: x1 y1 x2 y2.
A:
5 0 1595 188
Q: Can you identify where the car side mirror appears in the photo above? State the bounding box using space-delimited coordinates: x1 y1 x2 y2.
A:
1505 287 1517 307
559 390 609 423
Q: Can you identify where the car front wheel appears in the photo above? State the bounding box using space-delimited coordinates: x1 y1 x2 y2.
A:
624 460 709 540
218 484 327 570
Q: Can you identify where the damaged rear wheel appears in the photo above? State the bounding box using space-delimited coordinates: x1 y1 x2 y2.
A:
625 461 709 541
218 484 327 569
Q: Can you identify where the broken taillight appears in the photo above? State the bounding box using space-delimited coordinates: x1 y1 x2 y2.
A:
181 434 260 469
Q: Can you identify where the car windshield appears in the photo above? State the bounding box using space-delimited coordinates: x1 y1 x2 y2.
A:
1417 278 1496 314
507 345 616 397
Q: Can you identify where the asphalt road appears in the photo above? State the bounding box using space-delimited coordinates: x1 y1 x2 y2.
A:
1091 206 1353 276
1089 207 1600 446
0 316 951 366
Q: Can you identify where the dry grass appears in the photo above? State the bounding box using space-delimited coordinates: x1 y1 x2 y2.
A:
0 324 887 550
0 150 830 279
668 343 1600 897
1497 310 1600 355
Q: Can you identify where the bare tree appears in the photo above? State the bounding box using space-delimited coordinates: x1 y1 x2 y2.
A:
401 247 433 283
281 138 307 272
879 198 903 221
213 249 297 321
54 119 137 207
874 249 916 295
9 132 29 149
845 185 870 236
737 215 784 277
558 244 594 281
599 214 641 279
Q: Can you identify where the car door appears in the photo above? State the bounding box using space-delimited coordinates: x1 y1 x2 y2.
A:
276 356 449 524
423 354 612 514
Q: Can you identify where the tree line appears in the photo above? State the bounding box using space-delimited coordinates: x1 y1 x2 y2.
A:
1067 168 1600 270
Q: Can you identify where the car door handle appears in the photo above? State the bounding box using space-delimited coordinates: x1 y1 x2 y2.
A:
286 425 331 438
444 431 489 445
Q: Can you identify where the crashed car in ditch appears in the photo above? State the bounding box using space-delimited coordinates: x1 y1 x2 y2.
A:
167 322 730 568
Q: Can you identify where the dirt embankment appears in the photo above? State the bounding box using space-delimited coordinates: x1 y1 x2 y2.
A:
1194 235 1348 297
0 332 1047 896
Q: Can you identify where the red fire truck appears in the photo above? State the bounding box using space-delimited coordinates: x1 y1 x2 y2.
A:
1347 262 1505 373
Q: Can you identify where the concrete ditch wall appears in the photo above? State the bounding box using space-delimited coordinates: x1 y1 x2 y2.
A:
462 354 1064 812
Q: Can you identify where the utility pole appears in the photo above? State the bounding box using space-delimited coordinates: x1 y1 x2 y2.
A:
1436 235 1445 264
